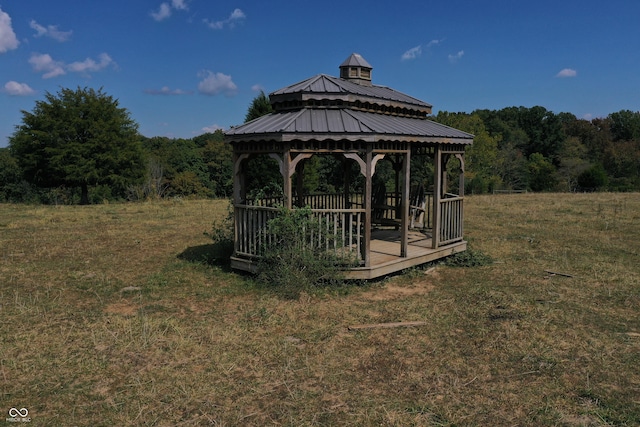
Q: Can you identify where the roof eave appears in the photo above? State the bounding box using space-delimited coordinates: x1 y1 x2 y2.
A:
226 132 473 145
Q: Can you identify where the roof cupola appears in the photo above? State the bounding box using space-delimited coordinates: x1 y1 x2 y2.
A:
339 53 373 86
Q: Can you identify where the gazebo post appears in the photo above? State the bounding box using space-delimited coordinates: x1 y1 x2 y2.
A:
342 157 351 209
400 148 410 257
295 161 305 207
283 147 292 210
363 146 373 267
393 155 402 213
432 145 442 249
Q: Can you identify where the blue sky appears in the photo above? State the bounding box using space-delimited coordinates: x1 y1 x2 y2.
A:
1 0 639 147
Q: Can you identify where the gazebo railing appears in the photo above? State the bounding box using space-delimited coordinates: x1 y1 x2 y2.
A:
373 192 434 230
296 193 363 210
235 204 364 262
438 194 463 245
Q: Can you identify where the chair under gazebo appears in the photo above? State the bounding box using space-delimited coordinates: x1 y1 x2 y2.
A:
225 54 474 279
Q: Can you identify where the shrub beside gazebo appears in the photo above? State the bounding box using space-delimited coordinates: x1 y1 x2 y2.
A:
225 54 474 279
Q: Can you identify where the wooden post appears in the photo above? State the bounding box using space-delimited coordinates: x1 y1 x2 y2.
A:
364 147 373 267
296 161 305 207
343 157 351 209
400 147 410 257
432 145 442 249
393 154 402 214
232 153 249 256
282 147 292 210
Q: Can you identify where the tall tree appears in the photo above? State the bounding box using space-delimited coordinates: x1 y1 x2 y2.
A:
608 110 640 142
0 148 24 202
9 87 145 204
141 136 211 198
242 92 281 196
197 130 233 197
244 91 273 122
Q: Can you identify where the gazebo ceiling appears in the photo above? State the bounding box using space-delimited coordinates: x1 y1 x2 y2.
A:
225 54 474 145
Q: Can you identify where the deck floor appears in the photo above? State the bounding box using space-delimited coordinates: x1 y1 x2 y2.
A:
344 229 466 280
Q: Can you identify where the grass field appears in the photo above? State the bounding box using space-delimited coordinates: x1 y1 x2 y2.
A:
1 194 639 426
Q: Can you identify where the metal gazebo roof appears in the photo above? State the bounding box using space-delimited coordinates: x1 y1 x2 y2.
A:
225 53 474 145
226 108 473 143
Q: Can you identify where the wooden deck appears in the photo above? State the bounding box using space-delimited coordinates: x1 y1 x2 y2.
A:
230 228 466 280
344 229 466 280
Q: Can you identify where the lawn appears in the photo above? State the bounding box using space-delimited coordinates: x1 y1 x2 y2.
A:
1 194 639 426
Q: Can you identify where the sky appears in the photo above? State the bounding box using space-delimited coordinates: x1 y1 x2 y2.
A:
1 0 639 147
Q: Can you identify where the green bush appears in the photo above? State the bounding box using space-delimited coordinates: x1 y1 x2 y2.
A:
205 201 235 263
255 207 356 297
444 247 493 267
577 164 608 191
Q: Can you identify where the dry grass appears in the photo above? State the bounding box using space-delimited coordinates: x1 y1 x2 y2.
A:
1 194 639 426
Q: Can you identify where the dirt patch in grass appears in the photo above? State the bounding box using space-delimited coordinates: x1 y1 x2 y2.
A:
103 301 139 316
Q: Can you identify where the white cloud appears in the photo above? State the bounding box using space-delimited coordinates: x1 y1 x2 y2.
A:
29 53 66 78
151 3 172 21
448 50 464 63
30 52 115 78
251 84 265 92
151 0 188 21
556 68 577 78
30 20 72 42
171 0 188 10
401 45 422 61
401 39 444 61
197 70 237 96
4 81 35 96
67 53 114 74
144 86 192 95
0 7 19 53
204 8 246 30
202 123 225 133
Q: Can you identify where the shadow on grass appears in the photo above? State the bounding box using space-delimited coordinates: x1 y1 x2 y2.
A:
177 242 233 271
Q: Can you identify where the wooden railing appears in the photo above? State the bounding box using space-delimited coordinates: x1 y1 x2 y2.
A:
438 195 463 245
235 204 365 262
373 192 434 230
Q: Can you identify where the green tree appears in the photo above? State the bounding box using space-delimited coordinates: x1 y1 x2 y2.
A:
197 131 233 197
0 148 27 202
577 164 608 191
609 110 640 142
244 91 273 122
242 92 281 196
434 112 501 193
9 87 145 204
141 136 211 198
527 153 558 191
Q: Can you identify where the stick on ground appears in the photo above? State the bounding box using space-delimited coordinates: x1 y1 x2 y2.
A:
348 321 428 331
544 270 575 278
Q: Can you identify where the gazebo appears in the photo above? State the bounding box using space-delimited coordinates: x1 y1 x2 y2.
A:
225 54 474 279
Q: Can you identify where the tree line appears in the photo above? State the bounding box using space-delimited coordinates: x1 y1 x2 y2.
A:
435 107 640 193
1 87 638 204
